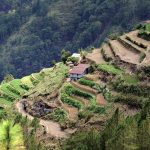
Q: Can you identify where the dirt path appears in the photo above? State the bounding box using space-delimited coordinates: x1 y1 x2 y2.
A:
96 94 107 105
16 101 67 138
86 48 105 64
110 40 140 64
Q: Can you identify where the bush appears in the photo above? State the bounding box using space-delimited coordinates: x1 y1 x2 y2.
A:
113 94 147 108
112 79 150 97
50 108 67 123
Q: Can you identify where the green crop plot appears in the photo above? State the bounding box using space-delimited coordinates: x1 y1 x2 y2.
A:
0 84 20 99
21 76 34 88
26 63 69 97
0 98 12 107
121 74 139 85
97 64 123 75
145 23 150 32
10 79 27 95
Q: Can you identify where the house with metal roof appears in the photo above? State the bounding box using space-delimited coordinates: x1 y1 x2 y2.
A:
69 64 90 80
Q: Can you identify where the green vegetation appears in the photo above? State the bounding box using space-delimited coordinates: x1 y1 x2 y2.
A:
26 63 68 97
121 74 139 84
138 23 150 40
47 108 67 123
78 78 112 101
112 78 150 97
0 120 25 150
64 85 94 101
0 0 150 80
64 102 150 150
61 93 83 109
97 64 123 75
145 23 150 32
87 105 105 114
78 78 95 88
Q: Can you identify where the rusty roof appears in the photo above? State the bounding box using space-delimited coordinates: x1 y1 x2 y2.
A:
69 64 90 74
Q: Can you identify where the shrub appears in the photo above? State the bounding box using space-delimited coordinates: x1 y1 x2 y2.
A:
113 94 147 108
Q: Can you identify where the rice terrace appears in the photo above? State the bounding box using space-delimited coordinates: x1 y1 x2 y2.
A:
0 20 150 149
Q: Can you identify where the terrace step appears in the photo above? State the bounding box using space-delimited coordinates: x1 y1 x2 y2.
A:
86 48 106 64
71 81 98 95
118 35 145 53
61 103 78 120
109 40 140 65
126 30 150 49
71 95 89 106
102 43 115 59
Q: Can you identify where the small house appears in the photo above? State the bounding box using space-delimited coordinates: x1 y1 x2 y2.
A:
69 64 90 80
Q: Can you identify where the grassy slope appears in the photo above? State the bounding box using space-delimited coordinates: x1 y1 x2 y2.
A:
0 63 68 110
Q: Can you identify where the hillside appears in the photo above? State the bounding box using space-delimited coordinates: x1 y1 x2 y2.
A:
0 0 150 80
0 25 150 149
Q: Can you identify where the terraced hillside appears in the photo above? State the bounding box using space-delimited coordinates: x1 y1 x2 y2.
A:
0 63 68 113
0 25 149 149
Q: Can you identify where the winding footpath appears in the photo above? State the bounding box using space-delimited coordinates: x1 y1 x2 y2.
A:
16 100 67 138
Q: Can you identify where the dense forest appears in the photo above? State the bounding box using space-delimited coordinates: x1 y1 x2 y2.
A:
0 0 150 80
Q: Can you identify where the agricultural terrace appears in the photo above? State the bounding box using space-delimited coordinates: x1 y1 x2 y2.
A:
97 64 123 75
26 63 69 97
60 82 107 120
0 63 68 113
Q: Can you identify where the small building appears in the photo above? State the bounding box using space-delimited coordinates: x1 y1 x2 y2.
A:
71 53 82 62
69 64 90 80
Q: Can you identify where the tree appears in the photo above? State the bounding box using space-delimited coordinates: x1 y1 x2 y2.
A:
0 120 25 150
61 49 71 63
1 74 14 84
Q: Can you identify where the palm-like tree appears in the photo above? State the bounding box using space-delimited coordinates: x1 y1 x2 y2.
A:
0 120 26 150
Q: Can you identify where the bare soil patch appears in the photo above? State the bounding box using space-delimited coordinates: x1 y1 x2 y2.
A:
110 40 140 64
127 30 150 48
96 94 107 105
86 48 105 64
61 103 78 120
102 43 115 58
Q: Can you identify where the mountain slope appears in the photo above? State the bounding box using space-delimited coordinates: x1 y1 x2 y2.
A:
0 0 150 80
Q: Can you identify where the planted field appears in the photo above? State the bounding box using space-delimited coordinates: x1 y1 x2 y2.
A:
64 84 96 105
10 79 27 95
0 98 12 107
121 74 139 85
0 84 20 99
21 76 34 88
97 64 123 75
26 63 69 97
